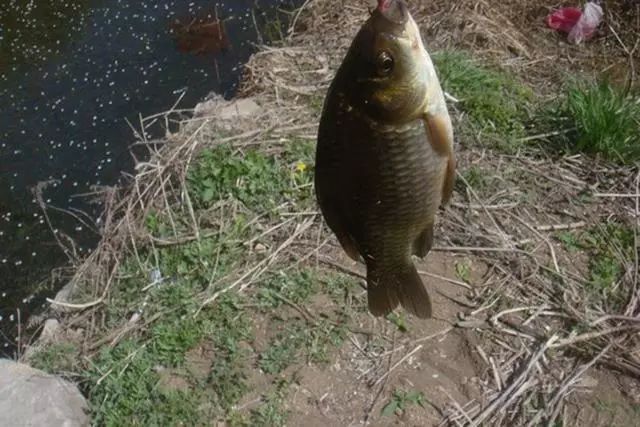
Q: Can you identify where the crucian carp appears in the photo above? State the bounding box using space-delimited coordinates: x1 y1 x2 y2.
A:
315 0 455 318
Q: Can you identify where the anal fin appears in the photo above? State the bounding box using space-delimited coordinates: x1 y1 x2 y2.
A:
412 224 434 258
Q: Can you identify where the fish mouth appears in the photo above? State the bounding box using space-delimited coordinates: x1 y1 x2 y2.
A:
375 0 409 25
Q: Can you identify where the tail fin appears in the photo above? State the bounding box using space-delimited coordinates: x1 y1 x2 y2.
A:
366 262 432 319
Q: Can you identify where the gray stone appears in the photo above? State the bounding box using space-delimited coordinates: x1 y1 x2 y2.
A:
39 319 61 343
193 94 260 121
0 359 89 427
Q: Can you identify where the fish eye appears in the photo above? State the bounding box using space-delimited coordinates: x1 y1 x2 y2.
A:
376 51 394 76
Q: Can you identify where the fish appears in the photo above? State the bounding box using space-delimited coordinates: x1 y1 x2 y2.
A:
314 0 455 318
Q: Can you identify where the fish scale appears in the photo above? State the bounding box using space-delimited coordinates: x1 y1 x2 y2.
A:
330 117 442 260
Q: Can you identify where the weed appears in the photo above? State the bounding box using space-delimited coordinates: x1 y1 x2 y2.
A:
593 398 616 415
28 342 78 374
187 145 289 210
455 260 472 283
561 80 640 163
557 223 634 307
584 224 633 294
319 271 358 305
250 379 291 426
259 326 302 374
209 356 249 411
381 389 427 417
87 292 252 425
461 166 489 191
257 269 319 310
309 94 325 114
262 14 285 43
556 231 583 253
387 312 409 333
188 142 314 213
306 318 346 363
259 318 346 374
282 138 315 207
41 136 353 425
281 137 315 166
432 50 532 144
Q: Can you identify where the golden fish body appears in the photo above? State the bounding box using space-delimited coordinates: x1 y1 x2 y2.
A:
314 0 455 318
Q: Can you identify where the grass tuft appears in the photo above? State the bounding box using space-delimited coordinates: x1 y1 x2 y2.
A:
556 222 634 308
562 80 640 163
433 50 533 146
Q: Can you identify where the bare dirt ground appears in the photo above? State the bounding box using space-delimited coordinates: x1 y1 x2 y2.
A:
284 252 488 426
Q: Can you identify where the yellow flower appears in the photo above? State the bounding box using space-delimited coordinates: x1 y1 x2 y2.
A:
295 161 307 173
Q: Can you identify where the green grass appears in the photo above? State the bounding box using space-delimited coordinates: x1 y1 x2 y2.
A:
187 142 314 212
87 292 252 425
259 318 346 374
88 253 274 425
538 80 640 163
187 145 288 209
561 80 640 163
386 312 409 333
460 166 490 191
433 52 640 164
556 223 634 307
257 269 320 310
432 50 533 148
249 379 291 426
381 389 427 417
557 230 583 253
29 342 78 374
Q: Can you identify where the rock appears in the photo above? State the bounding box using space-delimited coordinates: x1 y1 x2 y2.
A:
40 318 61 343
193 94 261 122
0 359 89 427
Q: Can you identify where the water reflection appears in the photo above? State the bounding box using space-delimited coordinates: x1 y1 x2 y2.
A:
170 9 231 56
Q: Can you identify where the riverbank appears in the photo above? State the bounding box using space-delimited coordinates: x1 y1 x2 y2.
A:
0 0 304 353
22 0 640 425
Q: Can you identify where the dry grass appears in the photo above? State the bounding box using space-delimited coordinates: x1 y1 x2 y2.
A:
24 0 640 425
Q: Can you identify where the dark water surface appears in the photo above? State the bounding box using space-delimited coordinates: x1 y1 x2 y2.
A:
0 0 300 355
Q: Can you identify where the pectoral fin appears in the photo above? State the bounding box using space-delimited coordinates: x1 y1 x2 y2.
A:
424 112 453 156
424 111 456 206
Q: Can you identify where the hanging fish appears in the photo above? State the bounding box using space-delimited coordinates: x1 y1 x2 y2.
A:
315 0 455 318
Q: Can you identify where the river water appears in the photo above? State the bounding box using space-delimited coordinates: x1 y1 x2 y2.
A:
0 0 301 356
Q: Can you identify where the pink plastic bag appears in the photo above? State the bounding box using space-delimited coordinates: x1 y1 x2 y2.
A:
546 7 582 33
546 2 603 44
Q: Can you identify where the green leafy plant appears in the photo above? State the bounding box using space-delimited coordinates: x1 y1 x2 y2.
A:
387 312 409 333
381 389 426 417
455 260 472 283
187 145 289 209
